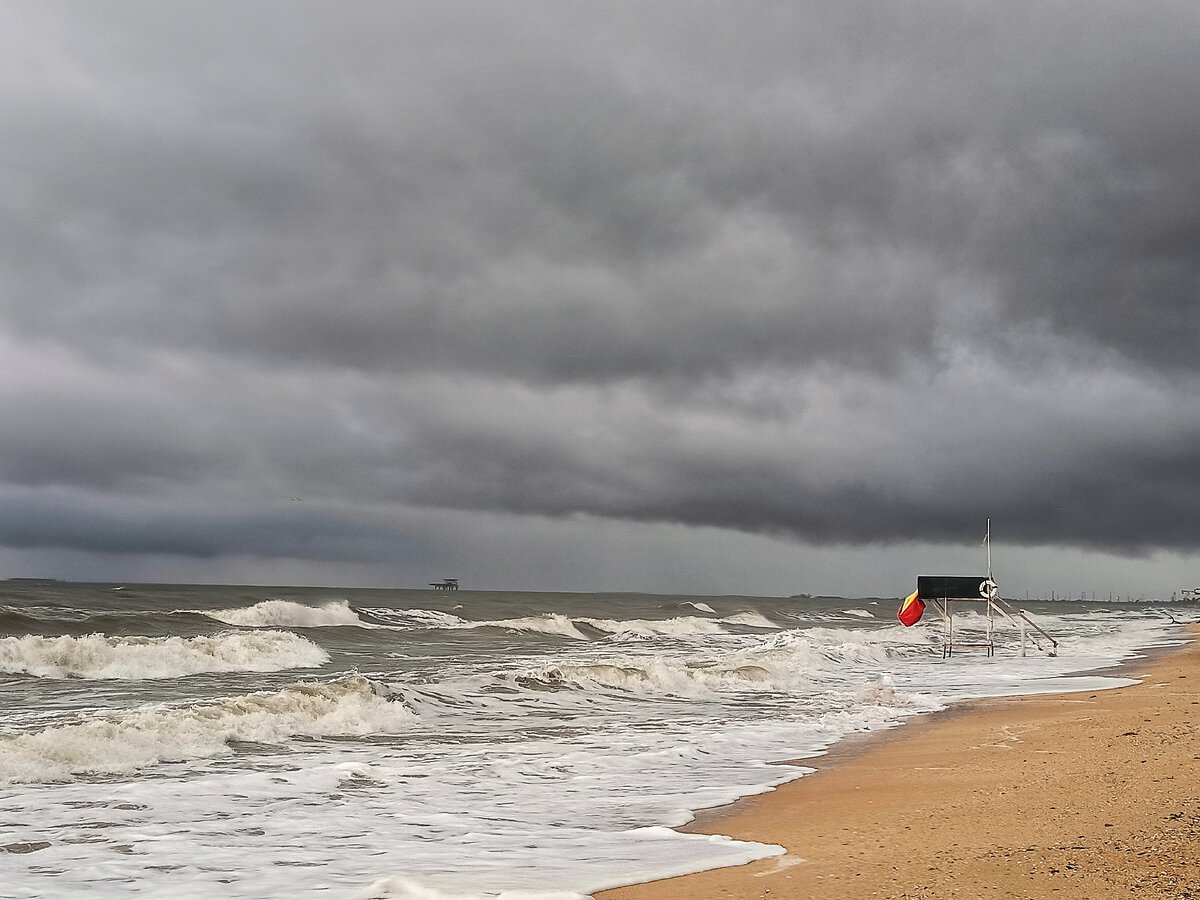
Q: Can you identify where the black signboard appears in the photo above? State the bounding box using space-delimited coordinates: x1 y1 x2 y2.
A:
916 575 993 601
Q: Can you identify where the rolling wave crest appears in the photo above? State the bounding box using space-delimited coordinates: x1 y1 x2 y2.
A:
469 612 778 640
203 599 367 628
503 627 930 700
0 631 329 679
0 675 416 783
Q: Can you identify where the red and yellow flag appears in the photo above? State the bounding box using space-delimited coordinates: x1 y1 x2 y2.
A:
897 590 925 627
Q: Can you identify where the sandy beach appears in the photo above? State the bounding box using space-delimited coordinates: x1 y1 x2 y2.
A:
598 625 1200 899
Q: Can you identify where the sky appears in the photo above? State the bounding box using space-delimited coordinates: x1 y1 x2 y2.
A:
1 1 1198 599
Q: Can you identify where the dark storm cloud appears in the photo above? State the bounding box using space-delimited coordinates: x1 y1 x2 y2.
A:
1 1 1199 573
386 366 1200 554
0 486 422 562
2 0 951 381
7 2 1196 378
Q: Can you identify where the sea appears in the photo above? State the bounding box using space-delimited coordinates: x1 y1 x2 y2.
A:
0 582 1191 899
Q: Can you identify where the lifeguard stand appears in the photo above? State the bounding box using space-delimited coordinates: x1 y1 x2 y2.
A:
916 575 1057 658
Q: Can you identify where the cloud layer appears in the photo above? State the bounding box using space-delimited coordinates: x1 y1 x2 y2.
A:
1 2 1198 592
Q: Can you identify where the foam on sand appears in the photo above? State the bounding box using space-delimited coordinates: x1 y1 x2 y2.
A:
592 627 1200 900
0 630 329 679
362 879 590 900
0 675 417 783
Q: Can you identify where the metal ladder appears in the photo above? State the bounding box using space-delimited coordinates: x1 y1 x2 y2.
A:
931 596 1058 658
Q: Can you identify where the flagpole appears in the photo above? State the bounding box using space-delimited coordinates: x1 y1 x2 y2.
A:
986 517 992 579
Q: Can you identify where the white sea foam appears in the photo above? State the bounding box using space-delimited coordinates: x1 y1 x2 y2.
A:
583 612 776 637
683 601 717 614
359 607 468 629
722 610 779 629
467 612 778 641
799 623 935 653
0 588 1180 900
472 614 593 640
503 623 946 700
513 635 834 698
362 879 589 900
0 630 328 679
0 675 417 783
853 674 909 705
579 616 730 638
520 658 793 696
204 598 368 628
843 608 875 618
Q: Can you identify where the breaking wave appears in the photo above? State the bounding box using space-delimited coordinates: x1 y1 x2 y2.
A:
0 631 328 680
514 658 791 696
579 616 730 639
357 607 469 629
0 675 417 783
719 611 779 629
281 606 780 641
682 601 717 614
467 612 778 641
504 626 932 700
316 607 780 641
474 614 594 640
203 599 368 628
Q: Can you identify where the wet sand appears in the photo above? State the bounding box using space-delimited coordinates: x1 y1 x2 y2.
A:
597 626 1200 899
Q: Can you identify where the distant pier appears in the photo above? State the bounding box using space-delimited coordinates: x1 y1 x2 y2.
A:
429 578 459 591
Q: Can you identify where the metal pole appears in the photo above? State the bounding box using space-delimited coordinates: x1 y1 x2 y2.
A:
986 517 992 579
987 598 994 655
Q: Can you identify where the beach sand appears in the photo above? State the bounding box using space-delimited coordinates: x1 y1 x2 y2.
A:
597 625 1199 899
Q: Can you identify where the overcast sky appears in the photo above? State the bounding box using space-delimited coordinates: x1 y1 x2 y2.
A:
1 1 1198 599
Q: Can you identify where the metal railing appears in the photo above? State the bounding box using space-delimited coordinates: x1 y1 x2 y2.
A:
928 595 1058 658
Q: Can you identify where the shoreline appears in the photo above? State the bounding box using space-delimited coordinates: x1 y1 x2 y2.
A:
596 625 1199 899
680 634 1184 835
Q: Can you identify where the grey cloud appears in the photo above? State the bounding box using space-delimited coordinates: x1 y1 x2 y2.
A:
395 424 1200 555
0 487 423 562
373 361 1200 554
0 3 1027 379
1 2 1199 579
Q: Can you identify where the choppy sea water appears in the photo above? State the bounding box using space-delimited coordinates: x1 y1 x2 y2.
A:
0 582 1191 899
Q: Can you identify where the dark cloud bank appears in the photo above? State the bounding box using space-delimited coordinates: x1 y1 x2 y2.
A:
1 2 1198 591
